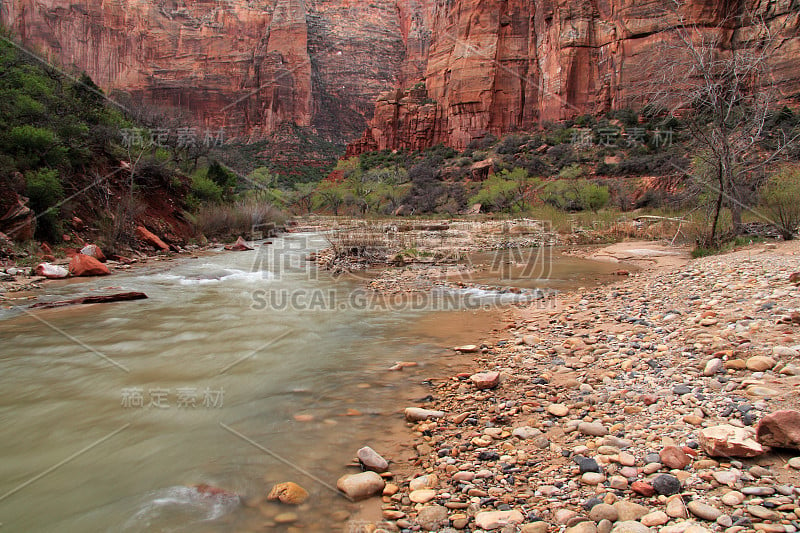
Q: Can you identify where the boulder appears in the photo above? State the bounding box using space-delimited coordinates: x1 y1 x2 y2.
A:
470 371 500 389
336 471 385 501
699 424 764 458
80 244 106 262
756 410 800 450
68 254 110 276
226 236 253 251
34 262 68 279
135 226 169 251
357 446 389 472
267 482 308 504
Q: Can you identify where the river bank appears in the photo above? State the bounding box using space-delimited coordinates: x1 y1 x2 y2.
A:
365 239 800 533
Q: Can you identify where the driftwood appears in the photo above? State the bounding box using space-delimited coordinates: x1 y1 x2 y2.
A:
30 292 148 309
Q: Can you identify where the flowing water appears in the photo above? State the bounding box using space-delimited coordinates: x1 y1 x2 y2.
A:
0 234 624 532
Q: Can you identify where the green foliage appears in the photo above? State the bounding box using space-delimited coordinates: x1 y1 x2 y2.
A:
25 168 64 241
558 163 583 180
469 168 537 212
542 179 609 212
190 172 224 204
760 165 800 240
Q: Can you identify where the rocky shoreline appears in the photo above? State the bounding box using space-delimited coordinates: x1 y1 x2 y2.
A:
351 240 800 533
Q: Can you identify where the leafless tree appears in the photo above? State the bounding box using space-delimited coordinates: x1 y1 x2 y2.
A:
643 1 800 245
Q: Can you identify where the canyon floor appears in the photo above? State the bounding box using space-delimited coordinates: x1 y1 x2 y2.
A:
348 239 800 533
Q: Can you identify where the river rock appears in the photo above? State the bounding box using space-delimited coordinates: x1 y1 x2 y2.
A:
227 236 253 251
698 424 764 457
267 482 308 505
474 510 524 530
660 446 691 469
567 523 598 533
687 501 722 521
409 474 437 490
357 446 389 472
578 422 608 436
756 410 800 449
665 496 687 518
745 356 776 372
641 511 669 527
547 403 569 416
512 426 542 439
589 503 619 522
34 262 68 279
80 244 106 262
68 254 110 276
454 344 479 353
653 474 682 496
405 407 445 421
336 471 385 501
614 500 649 521
721 491 745 506
416 505 449 530
470 371 500 389
610 521 652 533
409 489 436 503
703 358 723 376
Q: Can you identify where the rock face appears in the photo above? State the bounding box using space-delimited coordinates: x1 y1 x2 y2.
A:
756 410 800 450
5 1 798 154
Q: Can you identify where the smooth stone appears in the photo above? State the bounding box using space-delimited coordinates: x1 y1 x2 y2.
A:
613 501 649 521
357 446 389 472
409 474 437 491
582 472 606 485
687 501 722 521
409 489 436 503
579 422 609 437
417 505 449 530
747 505 781 520
512 426 542 439
548 403 570 417
567 523 598 533
641 511 669 527
336 471 385 501
274 512 298 524
721 491 745 506
521 522 550 533
660 446 691 469
470 371 500 389
610 521 652 533
653 474 682 496
589 503 619 522
474 510 524 530
267 482 309 504
666 496 688 518
405 407 445 421
746 356 776 371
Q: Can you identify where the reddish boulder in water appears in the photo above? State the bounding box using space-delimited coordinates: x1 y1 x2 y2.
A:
225 236 253 251
135 226 169 251
68 254 110 277
34 262 69 279
756 410 800 450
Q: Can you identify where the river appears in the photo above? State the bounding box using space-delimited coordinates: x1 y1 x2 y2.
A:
0 233 624 532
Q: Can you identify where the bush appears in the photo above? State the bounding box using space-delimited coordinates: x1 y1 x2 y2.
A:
194 200 285 239
760 165 800 240
496 134 530 155
578 182 610 211
25 168 63 241
542 179 610 212
190 173 223 204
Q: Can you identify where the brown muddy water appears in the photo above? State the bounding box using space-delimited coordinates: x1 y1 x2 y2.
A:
0 234 625 532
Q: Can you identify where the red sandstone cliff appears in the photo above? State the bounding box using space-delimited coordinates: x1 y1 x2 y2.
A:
350 0 800 153
3 0 799 154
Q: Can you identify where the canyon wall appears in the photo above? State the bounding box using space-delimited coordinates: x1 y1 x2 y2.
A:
3 0 799 154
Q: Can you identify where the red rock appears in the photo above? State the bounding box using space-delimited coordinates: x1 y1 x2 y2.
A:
0 193 35 241
613 270 631 276
660 446 691 469
190 484 240 505
135 226 169 251
631 481 655 497
756 410 800 450
790 272 800 284
34 263 69 279
699 425 765 458
71 216 85 230
40 242 53 256
80 244 106 262
642 394 659 406
225 236 253 251
68 254 110 277
470 371 501 390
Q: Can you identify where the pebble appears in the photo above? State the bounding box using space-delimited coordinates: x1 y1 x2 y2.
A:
653 474 682 495
578 422 609 437
474 510 524 530
687 501 722 521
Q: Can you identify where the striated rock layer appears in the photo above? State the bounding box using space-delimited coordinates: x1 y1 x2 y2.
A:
350 0 800 153
3 0 799 153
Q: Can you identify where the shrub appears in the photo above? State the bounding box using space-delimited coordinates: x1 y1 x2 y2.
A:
190 173 223 204
542 179 610 212
578 182 611 211
496 134 530 155
25 168 63 241
194 200 285 239
760 165 800 240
